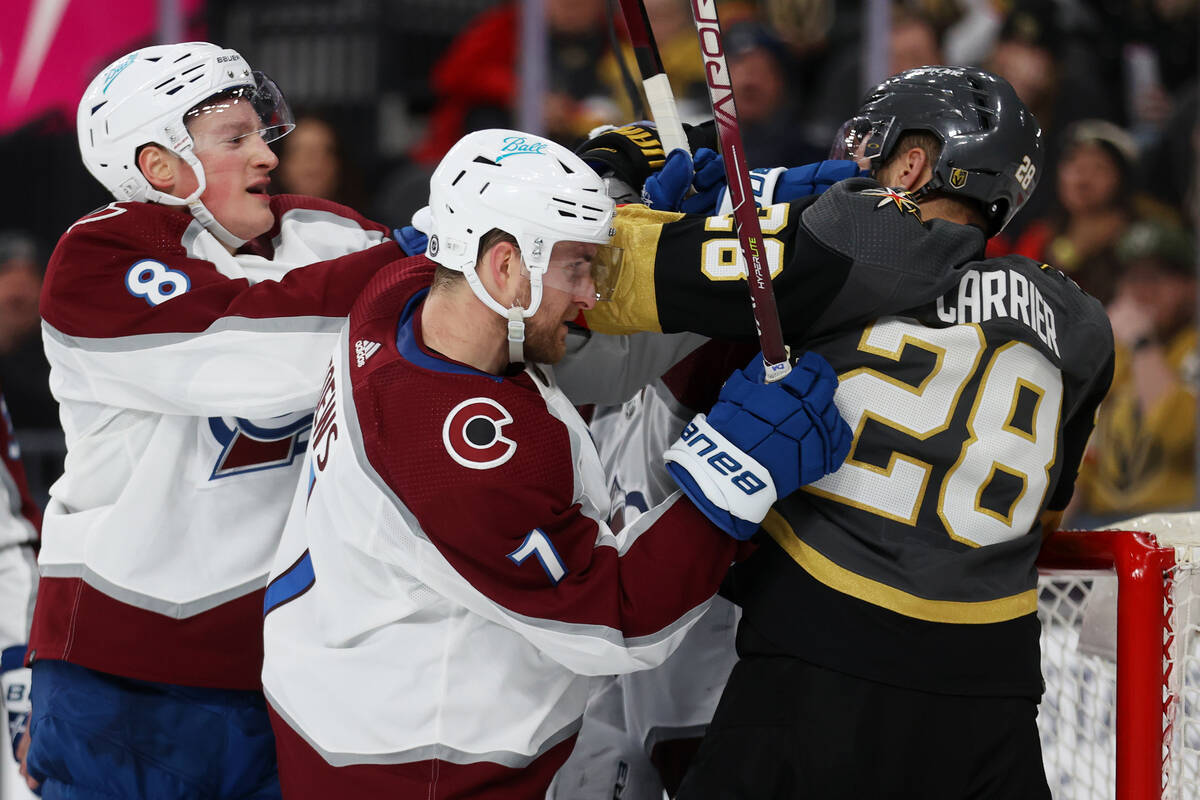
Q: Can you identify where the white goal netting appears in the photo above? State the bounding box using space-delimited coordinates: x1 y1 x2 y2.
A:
1038 513 1200 800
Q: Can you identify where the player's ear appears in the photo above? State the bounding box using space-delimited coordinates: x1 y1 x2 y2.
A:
477 240 520 298
490 241 526 295
894 146 931 192
137 144 179 192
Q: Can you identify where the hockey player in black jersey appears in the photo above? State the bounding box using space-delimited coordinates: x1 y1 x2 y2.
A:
579 66 1114 799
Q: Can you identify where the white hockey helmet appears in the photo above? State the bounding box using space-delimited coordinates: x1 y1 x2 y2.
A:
426 129 616 327
77 42 294 248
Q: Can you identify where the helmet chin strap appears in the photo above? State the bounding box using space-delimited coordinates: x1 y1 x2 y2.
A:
144 149 248 251
187 199 248 250
506 307 526 364
460 256 543 367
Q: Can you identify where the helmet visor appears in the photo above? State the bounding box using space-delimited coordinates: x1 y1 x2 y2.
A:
185 71 295 152
830 115 895 169
541 241 624 303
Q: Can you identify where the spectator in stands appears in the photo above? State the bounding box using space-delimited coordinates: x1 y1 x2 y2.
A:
0 233 55 430
410 0 615 163
992 120 1139 305
273 112 366 210
723 21 824 167
757 0 860 161
1138 86 1198 225
985 1 1120 235
1071 221 1198 526
752 1 949 165
599 0 710 127
382 0 620 239
888 6 944 75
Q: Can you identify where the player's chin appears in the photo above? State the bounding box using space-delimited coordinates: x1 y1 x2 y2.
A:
232 204 275 241
525 332 567 364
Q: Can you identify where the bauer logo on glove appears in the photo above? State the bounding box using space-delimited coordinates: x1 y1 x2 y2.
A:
677 418 771 497
665 351 853 540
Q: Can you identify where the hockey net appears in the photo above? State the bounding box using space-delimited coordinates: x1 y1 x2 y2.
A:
1037 513 1200 799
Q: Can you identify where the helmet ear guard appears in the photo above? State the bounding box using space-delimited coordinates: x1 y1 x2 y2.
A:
838 66 1043 235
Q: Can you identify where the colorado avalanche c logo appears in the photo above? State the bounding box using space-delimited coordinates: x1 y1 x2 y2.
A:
442 397 516 470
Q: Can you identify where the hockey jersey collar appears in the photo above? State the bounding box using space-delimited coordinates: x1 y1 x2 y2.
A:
395 289 503 382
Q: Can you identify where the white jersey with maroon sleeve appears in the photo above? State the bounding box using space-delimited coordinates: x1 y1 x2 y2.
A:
261 259 740 798
30 195 402 689
552 340 754 799
0 392 38 657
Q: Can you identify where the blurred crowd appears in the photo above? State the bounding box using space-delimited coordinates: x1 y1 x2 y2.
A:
1 0 1197 525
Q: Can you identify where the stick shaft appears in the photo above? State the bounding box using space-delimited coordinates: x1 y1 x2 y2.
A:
617 0 688 154
688 0 790 379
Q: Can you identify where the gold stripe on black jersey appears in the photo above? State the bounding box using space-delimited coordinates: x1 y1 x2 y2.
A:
760 510 1038 624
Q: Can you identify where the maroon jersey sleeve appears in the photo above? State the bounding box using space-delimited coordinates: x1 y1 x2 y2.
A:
42 201 403 339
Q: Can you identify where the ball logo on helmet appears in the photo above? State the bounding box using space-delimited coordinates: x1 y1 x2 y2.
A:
101 54 137 94
428 235 440 257
442 398 517 470
496 136 549 161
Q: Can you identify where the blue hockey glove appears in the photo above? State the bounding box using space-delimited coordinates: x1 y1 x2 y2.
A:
1 646 29 761
642 148 727 214
715 159 864 215
394 225 428 257
393 205 432 257
665 351 853 540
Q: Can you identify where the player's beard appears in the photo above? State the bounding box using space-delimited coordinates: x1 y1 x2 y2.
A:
522 312 569 364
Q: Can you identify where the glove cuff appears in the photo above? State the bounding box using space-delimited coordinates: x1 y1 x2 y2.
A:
575 124 666 190
716 167 786 216
664 414 777 540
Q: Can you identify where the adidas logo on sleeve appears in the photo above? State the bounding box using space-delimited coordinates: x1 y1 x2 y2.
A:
355 340 381 367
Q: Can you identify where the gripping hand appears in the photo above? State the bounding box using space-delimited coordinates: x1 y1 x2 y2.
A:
642 148 726 214
715 160 864 215
393 205 432 257
576 123 668 203
664 351 853 540
576 121 719 204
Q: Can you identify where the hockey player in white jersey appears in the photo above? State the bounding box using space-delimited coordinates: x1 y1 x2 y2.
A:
549 339 750 800
260 128 852 798
0 390 39 792
25 43 408 798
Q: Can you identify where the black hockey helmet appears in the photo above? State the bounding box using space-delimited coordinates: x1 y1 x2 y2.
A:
832 66 1043 235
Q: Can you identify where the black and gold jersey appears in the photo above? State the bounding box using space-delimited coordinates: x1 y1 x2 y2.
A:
594 178 1115 698
1076 328 1197 518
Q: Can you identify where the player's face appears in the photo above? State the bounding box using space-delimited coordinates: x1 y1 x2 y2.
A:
524 241 600 364
1057 142 1122 215
182 98 279 241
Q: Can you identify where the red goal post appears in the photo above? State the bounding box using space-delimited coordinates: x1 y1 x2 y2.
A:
1037 515 1200 799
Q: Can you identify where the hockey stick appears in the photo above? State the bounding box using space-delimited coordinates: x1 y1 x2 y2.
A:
606 0 648 121
616 0 689 155
688 0 790 381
